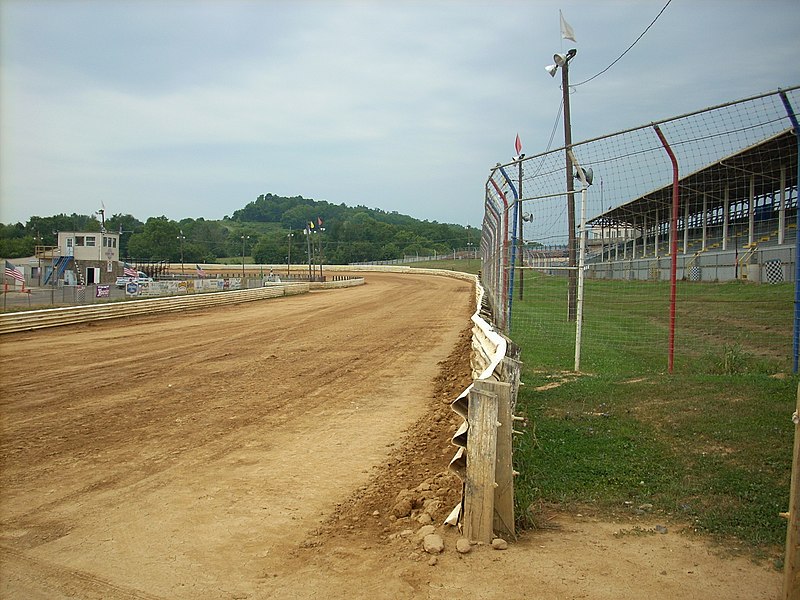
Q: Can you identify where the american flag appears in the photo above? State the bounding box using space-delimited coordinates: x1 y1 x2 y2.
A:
123 262 138 277
196 264 206 278
4 260 24 283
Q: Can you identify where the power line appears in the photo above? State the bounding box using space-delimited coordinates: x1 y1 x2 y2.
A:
523 97 563 183
545 98 564 151
573 0 673 87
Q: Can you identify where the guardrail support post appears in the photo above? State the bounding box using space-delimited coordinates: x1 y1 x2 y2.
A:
463 383 498 543
481 379 516 540
463 380 515 543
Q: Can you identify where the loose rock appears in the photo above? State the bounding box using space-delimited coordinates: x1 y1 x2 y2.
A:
395 489 413 503
423 534 445 554
391 498 413 518
491 538 508 550
416 524 436 541
423 498 443 518
456 538 472 554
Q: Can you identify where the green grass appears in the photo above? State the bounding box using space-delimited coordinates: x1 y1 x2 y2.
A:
509 271 797 558
215 256 256 264
511 273 792 375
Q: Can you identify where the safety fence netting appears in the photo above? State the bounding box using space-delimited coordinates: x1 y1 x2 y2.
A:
481 86 799 374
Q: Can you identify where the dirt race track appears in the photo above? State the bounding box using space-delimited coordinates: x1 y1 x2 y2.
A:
0 272 781 599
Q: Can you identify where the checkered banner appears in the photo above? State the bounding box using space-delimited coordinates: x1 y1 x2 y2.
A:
764 260 783 284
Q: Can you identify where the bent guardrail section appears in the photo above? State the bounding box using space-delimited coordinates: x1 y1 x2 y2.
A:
427 271 521 544
335 265 522 542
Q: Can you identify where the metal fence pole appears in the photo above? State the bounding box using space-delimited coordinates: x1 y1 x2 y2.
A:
568 149 590 372
653 124 681 375
779 90 800 373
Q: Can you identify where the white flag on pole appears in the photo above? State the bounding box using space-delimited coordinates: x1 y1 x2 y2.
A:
560 10 577 43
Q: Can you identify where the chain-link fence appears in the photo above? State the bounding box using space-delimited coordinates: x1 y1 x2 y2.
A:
481 86 799 374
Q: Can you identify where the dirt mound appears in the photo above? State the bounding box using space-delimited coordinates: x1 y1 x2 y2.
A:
308 326 473 548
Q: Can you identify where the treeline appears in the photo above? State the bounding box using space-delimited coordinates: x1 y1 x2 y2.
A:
0 213 228 263
1 193 479 264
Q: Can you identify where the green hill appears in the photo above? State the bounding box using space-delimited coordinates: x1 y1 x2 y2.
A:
1 193 479 265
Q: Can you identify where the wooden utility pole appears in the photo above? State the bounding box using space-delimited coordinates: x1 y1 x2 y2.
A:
562 51 577 322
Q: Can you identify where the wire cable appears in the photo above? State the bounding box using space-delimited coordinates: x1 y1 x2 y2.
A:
545 98 564 152
572 0 673 87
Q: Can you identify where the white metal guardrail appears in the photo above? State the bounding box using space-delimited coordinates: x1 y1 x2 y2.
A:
423 270 520 544
342 265 520 542
0 283 310 334
311 277 365 290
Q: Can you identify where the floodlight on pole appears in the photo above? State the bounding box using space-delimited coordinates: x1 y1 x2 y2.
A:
176 229 186 276
240 235 250 280
574 167 594 186
554 48 577 67
286 230 294 277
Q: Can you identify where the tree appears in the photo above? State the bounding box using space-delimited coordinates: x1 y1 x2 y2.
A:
0 223 33 258
106 214 144 258
280 205 317 231
26 214 101 245
252 230 296 264
2 192 480 266
180 218 229 260
127 217 182 261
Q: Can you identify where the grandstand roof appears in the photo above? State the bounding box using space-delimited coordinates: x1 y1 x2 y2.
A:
588 128 798 227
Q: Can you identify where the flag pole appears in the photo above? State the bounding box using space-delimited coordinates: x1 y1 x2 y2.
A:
306 227 312 281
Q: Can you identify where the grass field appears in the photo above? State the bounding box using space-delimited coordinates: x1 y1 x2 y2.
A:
397 258 481 274
507 271 797 560
512 273 793 375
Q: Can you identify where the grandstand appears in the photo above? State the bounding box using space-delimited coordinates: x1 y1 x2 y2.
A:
584 128 797 283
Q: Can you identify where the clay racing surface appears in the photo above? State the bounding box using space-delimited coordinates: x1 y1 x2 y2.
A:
0 272 780 599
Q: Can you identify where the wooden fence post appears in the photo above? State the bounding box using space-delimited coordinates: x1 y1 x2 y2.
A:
784 381 800 600
463 385 498 543
475 380 515 540
463 380 515 543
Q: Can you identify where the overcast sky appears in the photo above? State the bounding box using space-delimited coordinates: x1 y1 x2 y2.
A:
1 0 798 228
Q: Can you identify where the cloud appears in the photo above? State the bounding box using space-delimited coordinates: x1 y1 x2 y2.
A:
1 0 798 227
